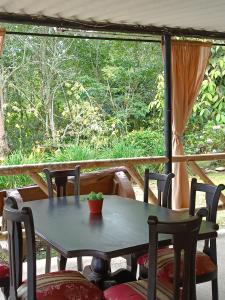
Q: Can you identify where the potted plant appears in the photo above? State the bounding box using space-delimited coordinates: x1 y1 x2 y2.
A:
87 192 104 214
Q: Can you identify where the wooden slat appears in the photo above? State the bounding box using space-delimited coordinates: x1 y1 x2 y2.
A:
188 161 225 204
173 153 225 162
27 172 56 196
125 164 158 204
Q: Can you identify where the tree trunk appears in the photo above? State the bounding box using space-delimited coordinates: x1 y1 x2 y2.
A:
0 91 9 157
0 80 9 158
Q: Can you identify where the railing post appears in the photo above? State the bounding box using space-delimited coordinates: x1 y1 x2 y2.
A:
163 34 172 174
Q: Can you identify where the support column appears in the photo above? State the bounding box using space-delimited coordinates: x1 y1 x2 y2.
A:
163 34 172 174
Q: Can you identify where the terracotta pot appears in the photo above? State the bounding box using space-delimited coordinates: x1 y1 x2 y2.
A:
88 199 103 214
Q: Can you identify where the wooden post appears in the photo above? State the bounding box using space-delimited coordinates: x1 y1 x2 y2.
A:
163 34 173 207
163 34 172 174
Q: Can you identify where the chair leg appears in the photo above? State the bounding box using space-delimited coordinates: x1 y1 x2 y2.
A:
1 282 9 299
45 245 51 273
77 256 83 272
139 265 148 279
58 255 67 270
212 278 218 300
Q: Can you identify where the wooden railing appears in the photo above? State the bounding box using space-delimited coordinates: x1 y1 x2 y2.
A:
0 153 225 204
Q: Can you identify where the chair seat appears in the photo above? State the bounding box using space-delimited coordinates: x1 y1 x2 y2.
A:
0 262 9 278
17 270 102 300
137 247 169 269
140 248 217 278
103 279 174 300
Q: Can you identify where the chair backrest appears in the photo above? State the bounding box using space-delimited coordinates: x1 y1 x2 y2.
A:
189 178 225 262
189 178 225 223
43 166 80 198
147 214 202 300
4 197 36 300
144 169 175 208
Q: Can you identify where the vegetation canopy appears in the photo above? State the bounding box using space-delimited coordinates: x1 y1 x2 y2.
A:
0 24 224 188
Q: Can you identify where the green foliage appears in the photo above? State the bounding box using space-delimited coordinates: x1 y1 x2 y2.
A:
1 24 225 192
0 129 164 189
184 122 225 154
123 130 164 156
190 46 225 126
88 192 103 201
0 25 162 152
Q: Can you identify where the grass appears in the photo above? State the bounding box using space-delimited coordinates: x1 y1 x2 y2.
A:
0 140 163 189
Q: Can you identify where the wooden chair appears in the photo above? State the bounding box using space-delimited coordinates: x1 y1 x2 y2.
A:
3 196 102 300
43 166 81 273
155 178 225 300
144 169 175 208
136 169 175 277
189 178 224 300
104 213 202 300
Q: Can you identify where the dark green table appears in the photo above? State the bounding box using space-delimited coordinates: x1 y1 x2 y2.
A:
24 195 217 287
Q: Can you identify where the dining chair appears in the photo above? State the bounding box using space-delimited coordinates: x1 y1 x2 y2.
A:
154 178 225 300
104 213 202 300
136 169 175 278
3 196 102 300
43 166 81 273
144 169 175 208
0 189 49 297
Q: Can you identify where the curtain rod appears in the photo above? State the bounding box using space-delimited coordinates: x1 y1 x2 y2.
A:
4 30 225 46
5 30 161 43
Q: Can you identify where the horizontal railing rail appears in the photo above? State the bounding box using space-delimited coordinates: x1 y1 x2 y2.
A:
0 152 224 204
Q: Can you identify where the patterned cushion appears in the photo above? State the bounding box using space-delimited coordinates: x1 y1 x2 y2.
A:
17 270 102 300
103 279 174 300
0 262 9 278
137 247 170 269
141 248 216 279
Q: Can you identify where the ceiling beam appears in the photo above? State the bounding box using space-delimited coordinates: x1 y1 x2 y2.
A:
1 12 225 40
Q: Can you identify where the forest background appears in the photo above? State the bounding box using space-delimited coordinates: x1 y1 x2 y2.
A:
0 24 225 189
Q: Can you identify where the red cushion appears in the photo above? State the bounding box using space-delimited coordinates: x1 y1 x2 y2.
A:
17 270 102 300
137 247 170 269
137 253 148 266
155 248 217 280
0 262 9 278
104 279 174 300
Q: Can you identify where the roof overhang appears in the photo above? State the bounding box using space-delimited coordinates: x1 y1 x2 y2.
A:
0 1 225 39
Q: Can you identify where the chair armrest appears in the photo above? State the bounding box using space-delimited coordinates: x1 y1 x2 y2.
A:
6 189 23 204
0 231 8 241
114 171 136 199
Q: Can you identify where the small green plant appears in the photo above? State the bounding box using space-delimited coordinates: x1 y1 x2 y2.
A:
88 191 104 201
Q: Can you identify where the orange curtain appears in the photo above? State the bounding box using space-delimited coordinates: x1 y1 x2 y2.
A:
0 28 5 55
171 40 212 209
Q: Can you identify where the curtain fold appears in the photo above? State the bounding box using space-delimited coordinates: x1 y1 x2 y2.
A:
0 28 5 55
171 40 212 209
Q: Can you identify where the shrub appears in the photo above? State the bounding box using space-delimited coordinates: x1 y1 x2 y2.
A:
184 122 225 154
123 130 164 156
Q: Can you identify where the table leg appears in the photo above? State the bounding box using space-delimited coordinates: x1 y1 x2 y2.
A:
83 257 110 285
83 257 136 290
45 245 51 273
58 255 67 270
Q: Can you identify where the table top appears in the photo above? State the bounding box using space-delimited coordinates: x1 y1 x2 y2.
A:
24 195 217 260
